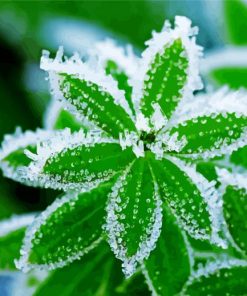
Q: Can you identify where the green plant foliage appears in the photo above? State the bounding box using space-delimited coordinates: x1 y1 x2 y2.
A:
183 262 247 295
1 16 247 295
223 185 247 256
224 0 247 45
143 206 191 295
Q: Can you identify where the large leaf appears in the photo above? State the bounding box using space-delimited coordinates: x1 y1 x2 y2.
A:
150 154 222 244
0 214 34 270
16 129 135 191
143 206 191 296
106 158 163 277
223 186 247 256
182 260 247 295
137 16 202 125
16 183 112 272
33 245 119 296
217 169 247 256
41 49 136 139
167 112 247 158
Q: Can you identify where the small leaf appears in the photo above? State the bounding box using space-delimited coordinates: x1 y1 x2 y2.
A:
33 245 119 296
94 39 138 116
0 214 34 270
106 158 163 277
105 60 136 117
167 112 247 158
44 100 86 132
138 16 202 123
183 260 247 295
143 206 191 296
16 183 112 272
150 155 221 243
0 129 53 186
41 48 136 138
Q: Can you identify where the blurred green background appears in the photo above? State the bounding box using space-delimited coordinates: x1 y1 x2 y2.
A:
0 0 246 219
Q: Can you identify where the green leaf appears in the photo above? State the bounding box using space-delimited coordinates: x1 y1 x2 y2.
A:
16 183 112 272
223 185 247 255
0 129 53 186
33 245 120 296
41 50 137 139
138 16 202 124
150 155 217 242
143 206 191 296
167 112 247 158
36 133 135 191
224 0 247 45
183 261 247 295
106 157 162 277
140 38 188 120
94 40 138 117
0 214 34 270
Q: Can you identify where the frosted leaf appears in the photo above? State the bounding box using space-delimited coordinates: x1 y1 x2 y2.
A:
0 128 55 187
166 112 247 160
105 158 162 277
150 154 225 246
25 129 135 191
142 206 191 296
92 39 140 116
0 214 35 270
33 246 119 296
135 16 202 122
41 48 136 138
217 169 247 256
16 183 112 272
44 99 89 132
182 259 247 295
